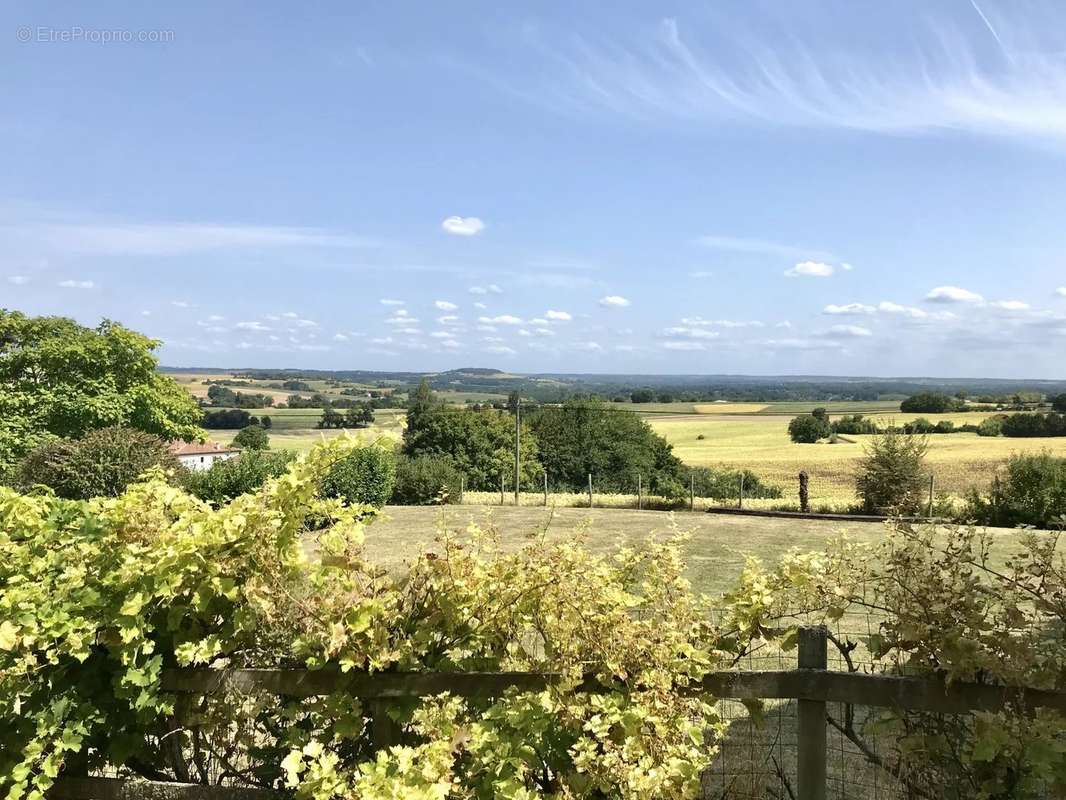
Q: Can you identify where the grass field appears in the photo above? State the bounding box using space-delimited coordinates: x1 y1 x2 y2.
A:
361 505 1030 598
649 412 1066 509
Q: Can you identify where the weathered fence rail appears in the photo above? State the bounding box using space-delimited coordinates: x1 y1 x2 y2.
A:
51 627 1066 800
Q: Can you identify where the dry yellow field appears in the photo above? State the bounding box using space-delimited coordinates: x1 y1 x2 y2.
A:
649 412 1066 510
693 402 769 414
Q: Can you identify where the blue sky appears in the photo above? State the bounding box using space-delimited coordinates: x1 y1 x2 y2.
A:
3 1 1066 377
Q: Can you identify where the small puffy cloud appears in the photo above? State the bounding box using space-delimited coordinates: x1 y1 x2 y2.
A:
485 344 516 355
333 333 349 342
574 341 603 351
380 298 405 306
58 279 95 289
141 310 151 316
386 315 420 325
479 314 523 325
437 315 460 325
877 301 927 318
235 321 271 332
991 300 1030 311
172 300 191 308
545 309 572 321
680 317 763 328
785 261 834 278
841 262 855 271
662 341 708 351
533 328 555 337
430 330 455 339
469 284 502 295
206 314 225 322
440 339 461 349
661 326 719 340
926 286 984 304
434 300 458 311
473 301 487 309
293 318 318 328
824 303 875 315
599 295 630 308
442 216 485 236
281 311 299 319
824 324 873 338
7 275 29 285
1057 287 1066 297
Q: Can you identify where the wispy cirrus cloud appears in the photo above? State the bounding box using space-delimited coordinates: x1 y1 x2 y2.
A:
7 220 378 256
505 8 1066 145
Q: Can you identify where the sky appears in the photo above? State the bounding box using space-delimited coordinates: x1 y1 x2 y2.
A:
3 1 1066 378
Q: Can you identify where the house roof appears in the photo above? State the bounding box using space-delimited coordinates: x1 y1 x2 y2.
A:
169 441 240 456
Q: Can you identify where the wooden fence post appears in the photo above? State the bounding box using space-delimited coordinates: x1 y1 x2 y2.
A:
797 626 827 800
500 473 504 505
588 473 593 508
369 699 402 751
738 473 745 509
927 474 935 518
637 474 642 510
543 470 548 507
690 472 695 511
459 475 464 505
799 471 810 513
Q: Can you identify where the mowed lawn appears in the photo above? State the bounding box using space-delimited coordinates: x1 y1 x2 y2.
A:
361 505 1030 598
649 412 1066 506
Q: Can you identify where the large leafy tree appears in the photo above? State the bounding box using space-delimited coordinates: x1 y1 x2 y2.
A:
402 401 540 490
527 398 684 493
0 310 203 474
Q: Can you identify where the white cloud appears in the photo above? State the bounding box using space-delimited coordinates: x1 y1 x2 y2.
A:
473 301 487 309
380 298 405 306
545 309 572 321
574 341 603 351
235 321 271 332
520 12 1066 144
479 314 523 325
926 286 984 304
437 315 460 325
1057 287 1066 297
7 275 29 285
991 300 1030 311
534 327 555 337
680 317 763 328
430 330 455 339
440 339 462 349
281 311 299 318
697 235 832 261
386 315 420 325
824 324 873 338
442 216 485 236
599 295 630 307
661 326 719 340
841 263 855 271
662 341 708 351
58 279 94 289
824 303 875 315
206 314 225 322
877 301 928 319
140 310 151 316
469 284 502 295
434 300 458 311
785 261 834 278
485 344 516 355
24 221 375 255
333 333 349 342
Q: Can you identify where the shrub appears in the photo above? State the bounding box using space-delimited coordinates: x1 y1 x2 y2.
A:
17 426 179 500
831 414 879 435
391 454 463 504
855 429 929 514
900 392 965 413
0 437 724 799
232 424 270 450
977 416 1004 437
1053 394 1066 413
202 408 253 429
320 442 397 507
968 452 1066 529
788 414 830 443
183 449 296 504
689 466 782 500
1000 412 1066 438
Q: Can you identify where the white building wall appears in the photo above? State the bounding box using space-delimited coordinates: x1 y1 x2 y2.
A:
177 452 238 472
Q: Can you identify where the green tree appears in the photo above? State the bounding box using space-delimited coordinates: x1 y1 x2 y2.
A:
0 311 203 475
1053 394 1066 413
318 407 343 429
344 403 374 428
526 399 684 493
320 442 396 507
788 414 830 443
232 424 270 450
403 406 540 490
182 449 295 504
17 427 179 500
855 429 929 514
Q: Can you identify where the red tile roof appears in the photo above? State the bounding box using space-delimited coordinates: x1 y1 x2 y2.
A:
169 441 240 456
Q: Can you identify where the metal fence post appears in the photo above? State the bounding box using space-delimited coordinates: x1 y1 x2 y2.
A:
797 625 827 800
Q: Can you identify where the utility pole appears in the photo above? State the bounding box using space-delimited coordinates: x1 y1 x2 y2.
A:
514 400 521 505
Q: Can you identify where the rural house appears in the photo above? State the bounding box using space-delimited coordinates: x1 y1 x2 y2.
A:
169 441 240 471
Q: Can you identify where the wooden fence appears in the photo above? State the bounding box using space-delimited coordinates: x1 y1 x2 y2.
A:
50 627 1066 800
